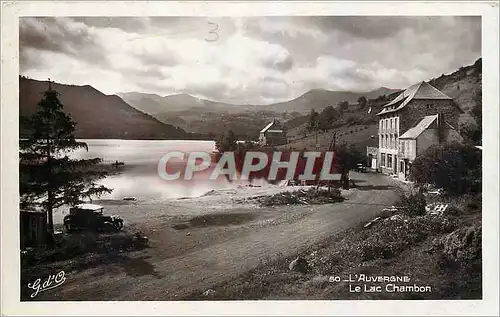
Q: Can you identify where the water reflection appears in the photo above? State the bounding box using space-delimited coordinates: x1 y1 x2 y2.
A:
72 139 228 200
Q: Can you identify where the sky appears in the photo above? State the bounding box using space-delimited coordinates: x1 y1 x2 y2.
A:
20 16 481 105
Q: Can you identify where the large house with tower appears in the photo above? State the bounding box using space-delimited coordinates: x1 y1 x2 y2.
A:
375 81 463 180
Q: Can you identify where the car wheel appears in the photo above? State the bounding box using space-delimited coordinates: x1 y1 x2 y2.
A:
103 222 117 233
116 221 124 231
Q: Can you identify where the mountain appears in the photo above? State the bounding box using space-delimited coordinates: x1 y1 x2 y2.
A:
266 87 400 113
19 77 189 139
118 92 254 115
119 87 400 117
116 92 167 115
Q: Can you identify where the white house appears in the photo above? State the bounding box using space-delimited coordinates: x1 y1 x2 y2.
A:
375 81 463 180
398 114 463 180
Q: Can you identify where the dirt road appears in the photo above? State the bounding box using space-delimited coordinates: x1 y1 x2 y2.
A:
37 172 400 300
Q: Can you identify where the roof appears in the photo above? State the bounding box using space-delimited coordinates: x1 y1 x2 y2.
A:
74 203 103 210
399 115 438 139
261 120 283 133
377 81 452 116
260 121 275 133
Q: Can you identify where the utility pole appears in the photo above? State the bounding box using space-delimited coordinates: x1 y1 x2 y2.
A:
319 131 338 192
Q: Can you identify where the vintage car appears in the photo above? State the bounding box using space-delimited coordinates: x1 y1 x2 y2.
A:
63 203 123 232
356 163 367 173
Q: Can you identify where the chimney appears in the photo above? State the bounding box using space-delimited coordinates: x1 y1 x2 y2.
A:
437 113 445 143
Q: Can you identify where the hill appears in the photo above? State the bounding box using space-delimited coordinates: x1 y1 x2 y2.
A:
266 87 400 114
19 77 189 139
282 58 482 152
429 58 482 125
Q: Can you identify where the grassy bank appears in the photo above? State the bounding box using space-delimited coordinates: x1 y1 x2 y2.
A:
185 193 482 300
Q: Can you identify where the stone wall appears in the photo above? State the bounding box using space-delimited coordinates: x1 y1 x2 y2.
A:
399 99 461 135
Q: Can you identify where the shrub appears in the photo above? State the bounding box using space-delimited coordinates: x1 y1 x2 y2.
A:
358 216 456 261
410 142 482 196
259 188 344 206
395 190 427 217
345 116 360 126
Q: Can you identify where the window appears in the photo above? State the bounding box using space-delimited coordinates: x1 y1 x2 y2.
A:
387 154 393 168
381 154 386 167
400 161 404 173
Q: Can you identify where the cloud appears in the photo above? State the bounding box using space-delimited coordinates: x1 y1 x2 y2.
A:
72 17 149 33
19 16 481 104
20 17 108 66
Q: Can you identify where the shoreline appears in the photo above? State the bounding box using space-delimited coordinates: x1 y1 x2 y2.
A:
23 172 403 301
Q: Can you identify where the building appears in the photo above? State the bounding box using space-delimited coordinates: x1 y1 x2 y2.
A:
375 81 462 180
259 120 287 146
366 146 379 171
398 114 463 180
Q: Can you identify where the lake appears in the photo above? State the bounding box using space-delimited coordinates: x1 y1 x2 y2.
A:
71 139 233 200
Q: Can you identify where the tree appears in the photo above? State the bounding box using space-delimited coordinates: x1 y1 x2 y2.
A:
338 101 349 111
357 96 368 109
318 106 338 131
335 143 364 189
308 109 319 131
20 83 112 234
409 142 481 196
216 129 238 152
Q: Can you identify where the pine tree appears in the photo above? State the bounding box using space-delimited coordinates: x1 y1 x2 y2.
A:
20 81 112 233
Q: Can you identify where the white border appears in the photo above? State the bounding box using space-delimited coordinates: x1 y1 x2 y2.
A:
1 1 499 316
